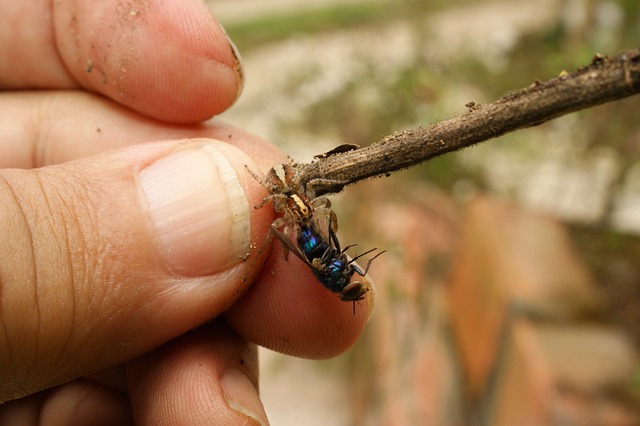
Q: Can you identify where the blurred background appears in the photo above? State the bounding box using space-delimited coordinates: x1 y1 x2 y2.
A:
209 0 640 424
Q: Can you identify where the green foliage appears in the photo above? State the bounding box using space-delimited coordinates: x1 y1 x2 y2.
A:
226 3 398 51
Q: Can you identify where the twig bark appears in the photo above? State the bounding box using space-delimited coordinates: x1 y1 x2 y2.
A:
295 47 640 197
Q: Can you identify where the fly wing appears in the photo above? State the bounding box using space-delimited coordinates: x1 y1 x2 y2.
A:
270 224 313 267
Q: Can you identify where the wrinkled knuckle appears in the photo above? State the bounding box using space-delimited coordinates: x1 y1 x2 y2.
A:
37 171 112 309
0 175 43 400
0 172 97 347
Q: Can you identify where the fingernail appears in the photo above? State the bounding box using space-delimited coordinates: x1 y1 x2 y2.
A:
365 276 377 322
221 369 269 426
215 18 244 101
350 257 377 321
227 37 244 99
139 144 250 276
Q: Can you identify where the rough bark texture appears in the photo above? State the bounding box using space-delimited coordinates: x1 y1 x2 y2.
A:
295 48 640 197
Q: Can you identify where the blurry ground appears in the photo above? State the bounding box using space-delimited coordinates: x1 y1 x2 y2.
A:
208 0 640 424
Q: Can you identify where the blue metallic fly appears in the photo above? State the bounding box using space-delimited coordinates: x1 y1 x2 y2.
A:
247 162 385 311
270 216 385 306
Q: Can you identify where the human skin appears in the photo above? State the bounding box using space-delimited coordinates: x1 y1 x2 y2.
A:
0 1 372 424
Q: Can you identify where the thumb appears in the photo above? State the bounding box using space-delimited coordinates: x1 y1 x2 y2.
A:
0 140 268 403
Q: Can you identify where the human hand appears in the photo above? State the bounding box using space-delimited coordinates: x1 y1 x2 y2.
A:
0 1 373 424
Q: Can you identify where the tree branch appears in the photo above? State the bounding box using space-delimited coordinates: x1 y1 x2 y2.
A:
295 47 640 197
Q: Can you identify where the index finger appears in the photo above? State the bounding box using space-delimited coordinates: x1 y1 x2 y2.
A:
1 0 242 123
